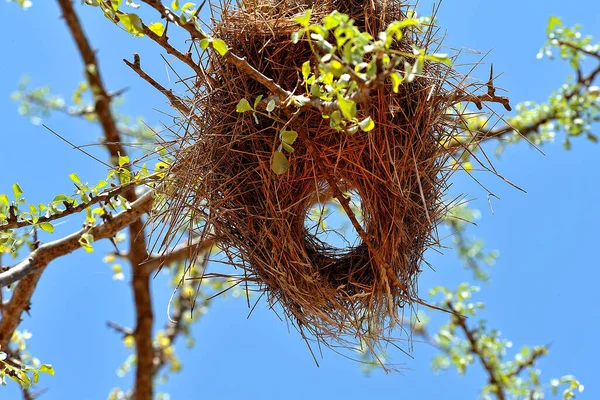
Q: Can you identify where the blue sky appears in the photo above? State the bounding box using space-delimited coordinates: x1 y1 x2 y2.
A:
1 1 599 399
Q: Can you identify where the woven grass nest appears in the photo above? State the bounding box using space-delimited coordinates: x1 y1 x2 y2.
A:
160 0 472 353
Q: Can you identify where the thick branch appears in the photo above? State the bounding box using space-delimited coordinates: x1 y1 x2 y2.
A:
57 0 123 164
57 3 155 397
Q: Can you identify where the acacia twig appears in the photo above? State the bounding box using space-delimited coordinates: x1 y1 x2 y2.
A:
0 190 154 350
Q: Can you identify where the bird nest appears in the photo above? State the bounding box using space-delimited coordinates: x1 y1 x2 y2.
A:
156 0 488 354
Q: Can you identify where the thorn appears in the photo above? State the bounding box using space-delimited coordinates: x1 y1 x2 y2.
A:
487 64 495 96
133 53 141 68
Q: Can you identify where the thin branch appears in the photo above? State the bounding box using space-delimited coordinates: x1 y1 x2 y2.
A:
0 180 145 231
461 45 600 148
507 347 547 378
449 302 506 400
123 54 203 126
0 190 154 349
141 235 215 274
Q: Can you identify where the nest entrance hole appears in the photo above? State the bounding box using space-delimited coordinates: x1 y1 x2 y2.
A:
304 184 366 257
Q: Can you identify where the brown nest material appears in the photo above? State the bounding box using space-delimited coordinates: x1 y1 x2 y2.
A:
159 0 471 352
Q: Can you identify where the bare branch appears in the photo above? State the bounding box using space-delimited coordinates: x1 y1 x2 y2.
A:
123 55 203 126
141 235 216 275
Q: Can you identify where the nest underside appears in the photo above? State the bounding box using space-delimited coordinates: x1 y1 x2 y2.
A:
161 0 464 348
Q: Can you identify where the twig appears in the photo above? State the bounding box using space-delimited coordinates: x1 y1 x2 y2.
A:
449 302 506 400
0 180 145 231
123 54 203 127
0 190 154 349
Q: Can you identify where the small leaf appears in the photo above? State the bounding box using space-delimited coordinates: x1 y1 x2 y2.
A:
212 39 229 56
253 95 264 108
171 0 180 10
148 22 165 37
358 116 375 132
266 99 276 112
301 61 311 81
294 9 311 28
281 142 294 153
280 130 298 145
118 154 130 167
181 2 195 11
118 13 144 36
390 72 403 93
0 194 8 207
110 0 122 11
271 151 290 175
39 222 54 233
79 233 94 253
236 99 253 113
69 173 81 184
199 38 210 50
546 16 562 35
337 95 357 120
12 183 23 200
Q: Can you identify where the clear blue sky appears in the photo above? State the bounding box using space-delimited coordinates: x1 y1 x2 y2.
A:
1 1 599 399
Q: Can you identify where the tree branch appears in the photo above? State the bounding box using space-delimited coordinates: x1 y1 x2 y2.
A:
0 190 154 349
0 180 144 232
458 45 600 149
141 235 215 275
56 3 156 397
123 55 203 127
449 302 506 400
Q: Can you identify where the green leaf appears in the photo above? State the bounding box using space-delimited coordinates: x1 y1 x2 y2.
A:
281 142 294 153
547 16 562 35
291 29 304 44
302 61 311 81
337 95 357 120
236 99 253 113
171 0 180 10
266 99 276 113
69 173 81 185
181 2 195 11
253 95 264 108
39 222 54 233
39 364 54 376
118 13 145 36
358 116 375 132
12 183 23 200
294 9 311 28
79 233 94 253
390 72 403 93
425 53 452 65
271 151 290 175
280 130 298 145
0 194 8 207
118 154 130 167
199 38 210 50
148 22 165 37
110 0 122 11
212 39 229 56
